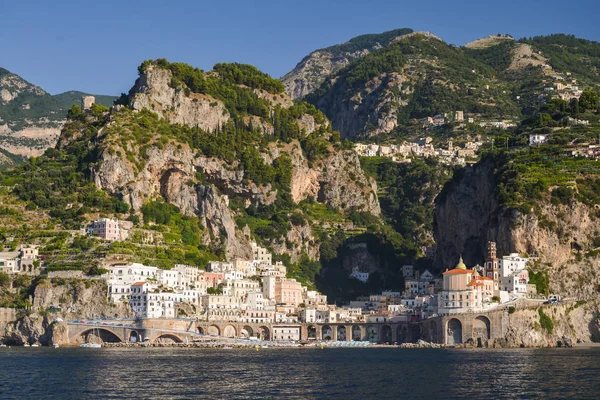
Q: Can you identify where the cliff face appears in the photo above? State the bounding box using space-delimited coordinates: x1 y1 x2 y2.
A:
434 158 600 298
91 64 379 260
313 71 411 140
2 279 130 345
498 302 600 347
281 28 414 100
129 65 230 131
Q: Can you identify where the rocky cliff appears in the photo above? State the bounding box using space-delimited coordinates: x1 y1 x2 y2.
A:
89 62 379 260
281 28 414 99
129 65 230 131
497 301 600 347
2 279 131 345
434 156 600 298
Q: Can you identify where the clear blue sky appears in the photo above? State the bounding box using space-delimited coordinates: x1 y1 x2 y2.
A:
1 0 598 95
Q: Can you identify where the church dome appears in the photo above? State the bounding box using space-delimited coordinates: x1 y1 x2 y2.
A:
456 255 467 270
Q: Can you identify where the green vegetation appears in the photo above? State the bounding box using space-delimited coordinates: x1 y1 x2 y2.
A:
310 33 521 129
485 147 600 212
137 59 337 162
529 269 550 296
324 28 413 57
521 34 600 82
213 63 285 94
463 41 516 72
361 156 453 247
538 308 554 334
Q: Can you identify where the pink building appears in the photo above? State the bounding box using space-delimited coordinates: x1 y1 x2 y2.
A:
88 218 120 241
275 279 303 306
201 272 224 288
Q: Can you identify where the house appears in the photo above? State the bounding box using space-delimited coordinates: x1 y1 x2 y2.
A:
87 218 121 241
349 267 370 283
529 134 548 146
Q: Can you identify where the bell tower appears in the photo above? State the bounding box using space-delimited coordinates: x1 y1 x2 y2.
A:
484 241 500 296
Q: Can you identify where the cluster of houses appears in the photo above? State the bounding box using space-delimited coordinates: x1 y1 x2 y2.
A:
0 245 39 275
354 137 482 166
542 72 584 102
348 242 535 319
104 242 335 327
2 234 537 329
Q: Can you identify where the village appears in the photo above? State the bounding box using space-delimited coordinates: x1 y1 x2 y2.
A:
354 137 482 166
1 217 543 343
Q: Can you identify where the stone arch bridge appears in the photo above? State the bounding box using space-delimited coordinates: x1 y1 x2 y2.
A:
60 319 421 345
420 309 505 345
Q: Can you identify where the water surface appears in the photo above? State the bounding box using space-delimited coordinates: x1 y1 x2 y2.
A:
0 347 598 399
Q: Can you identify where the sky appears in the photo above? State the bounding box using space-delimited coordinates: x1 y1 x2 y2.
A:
1 0 599 96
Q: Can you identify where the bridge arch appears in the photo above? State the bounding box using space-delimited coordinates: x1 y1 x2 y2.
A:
380 325 392 344
223 325 237 338
307 325 317 340
366 325 377 342
241 326 254 338
337 326 347 341
396 325 408 343
321 325 333 340
129 331 141 343
207 325 221 336
447 318 463 345
154 333 183 344
473 315 491 343
352 325 362 341
258 326 270 340
74 327 124 344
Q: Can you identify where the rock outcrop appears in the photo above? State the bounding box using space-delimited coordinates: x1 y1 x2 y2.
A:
312 71 411 140
129 65 230 131
434 158 600 298
2 279 131 345
497 302 600 347
281 28 414 99
91 62 380 260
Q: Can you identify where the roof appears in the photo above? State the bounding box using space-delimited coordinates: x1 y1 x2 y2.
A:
443 268 474 275
132 282 147 286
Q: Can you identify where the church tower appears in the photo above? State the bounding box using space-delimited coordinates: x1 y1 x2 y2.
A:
484 241 500 296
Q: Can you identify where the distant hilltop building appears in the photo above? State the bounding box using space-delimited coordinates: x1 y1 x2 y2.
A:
82 95 95 110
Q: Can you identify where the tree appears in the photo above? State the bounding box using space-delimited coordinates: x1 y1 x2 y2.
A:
579 90 600 112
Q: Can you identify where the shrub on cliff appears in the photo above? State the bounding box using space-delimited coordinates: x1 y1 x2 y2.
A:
538 308 554 334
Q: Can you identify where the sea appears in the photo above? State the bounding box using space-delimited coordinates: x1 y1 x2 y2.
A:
1 347 599 399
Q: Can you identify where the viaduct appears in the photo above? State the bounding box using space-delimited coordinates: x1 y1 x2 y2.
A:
63 309 507 346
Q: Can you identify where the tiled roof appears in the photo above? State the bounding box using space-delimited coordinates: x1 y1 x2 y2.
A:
443 268 474 275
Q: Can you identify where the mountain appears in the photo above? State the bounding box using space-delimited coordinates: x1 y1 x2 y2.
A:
285 30 600 141
0 67 115 161
1 59 396 294
281 28 414 100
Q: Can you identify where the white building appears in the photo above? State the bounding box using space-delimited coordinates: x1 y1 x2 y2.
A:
0 245 40 274
529 134 548 146
272 326 301 341
106 263 158 303
349 267 370 283
252 242 272 265
499 253 530 297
